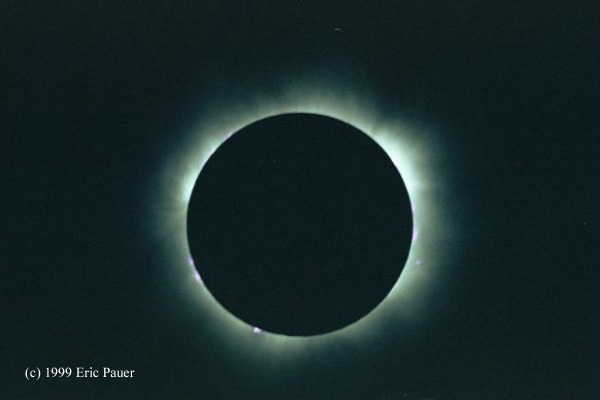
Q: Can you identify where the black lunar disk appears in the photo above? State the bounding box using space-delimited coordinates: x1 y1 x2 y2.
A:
187 113 413 336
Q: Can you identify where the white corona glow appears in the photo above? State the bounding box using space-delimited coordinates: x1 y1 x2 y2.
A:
151 76 459 361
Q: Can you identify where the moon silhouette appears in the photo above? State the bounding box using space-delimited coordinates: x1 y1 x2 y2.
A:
186 113 413 336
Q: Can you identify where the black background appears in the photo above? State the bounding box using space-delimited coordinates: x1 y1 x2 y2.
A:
3 1 599 399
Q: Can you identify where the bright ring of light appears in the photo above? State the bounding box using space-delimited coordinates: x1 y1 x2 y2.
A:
150 78 458 360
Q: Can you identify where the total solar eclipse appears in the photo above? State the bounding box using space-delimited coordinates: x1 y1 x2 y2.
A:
186 113 413 336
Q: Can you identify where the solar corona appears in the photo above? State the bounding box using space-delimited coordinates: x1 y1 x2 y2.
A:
152 80 457 358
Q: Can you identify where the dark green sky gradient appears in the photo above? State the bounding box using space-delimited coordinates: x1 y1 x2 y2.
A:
3 2 599 399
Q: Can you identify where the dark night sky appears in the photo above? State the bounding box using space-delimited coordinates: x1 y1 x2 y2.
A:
3 2 599 399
